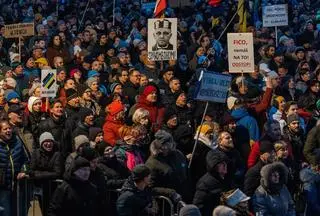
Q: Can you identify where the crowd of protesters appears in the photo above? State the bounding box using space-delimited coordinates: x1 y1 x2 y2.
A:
0 0 320 216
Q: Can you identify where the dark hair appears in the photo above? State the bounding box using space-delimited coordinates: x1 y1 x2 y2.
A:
169 77 180 83
284 101 297 114
48 34 62 48
50 99 63 108
129 68 139 76
278 64 288 69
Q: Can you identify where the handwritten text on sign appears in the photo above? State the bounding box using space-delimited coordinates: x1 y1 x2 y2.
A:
4 23 34 38
196 72 232 103
263 4 288 27
227 33 254 73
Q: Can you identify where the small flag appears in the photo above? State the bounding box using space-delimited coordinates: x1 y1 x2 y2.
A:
154 0 167 18
237 0 247 32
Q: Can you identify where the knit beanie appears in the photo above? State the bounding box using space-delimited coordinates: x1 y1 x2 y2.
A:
107 100 125 116
66 88 78 101
163 108 177 124
109 82 121 93
179 205 201 216
142 85 157 97
5 77 17 88
28 82 41 96
196 123 213 135
89 127 103 141
28 96 41 113
259 140 274 154
78 85 91 97
71 157 90 174
213 205 236 216
74 135 90 151
88 70 100 78
286 114 300 125
11 62 22 70
81 146 98 161
227 96 238 110
86 77 97 87
132 164 151 181
39 132 55 146
6 91 20 102
79 107 94 122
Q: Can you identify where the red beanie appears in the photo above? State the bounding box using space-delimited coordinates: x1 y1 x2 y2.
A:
142 85 157 97
107 100 125 116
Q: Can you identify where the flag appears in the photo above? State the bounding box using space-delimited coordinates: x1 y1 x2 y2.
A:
237 0 247 32
154 0 167 18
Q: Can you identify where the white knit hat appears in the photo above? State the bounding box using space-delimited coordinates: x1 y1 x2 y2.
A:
27 96 41 113
5 77 17 88
227 96 238 110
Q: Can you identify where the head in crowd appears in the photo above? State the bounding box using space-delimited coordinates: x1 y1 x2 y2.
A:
132 108 150 126
39 132 55 152
150 130 176 157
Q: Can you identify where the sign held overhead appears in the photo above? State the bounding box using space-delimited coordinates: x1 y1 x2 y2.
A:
263 4 288 27
227 33 254 73
4 23 34 38
41 69 57 98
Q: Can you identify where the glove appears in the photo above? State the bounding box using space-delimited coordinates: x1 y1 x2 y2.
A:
171 192 182 204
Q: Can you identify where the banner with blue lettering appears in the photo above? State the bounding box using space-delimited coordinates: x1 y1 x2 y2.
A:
195 72 232 103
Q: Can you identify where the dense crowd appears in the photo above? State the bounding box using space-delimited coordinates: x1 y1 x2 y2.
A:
0 0 320 216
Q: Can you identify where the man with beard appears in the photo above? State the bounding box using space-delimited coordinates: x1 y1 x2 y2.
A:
283 114 305 164
211 132 245 187
244 140 276 197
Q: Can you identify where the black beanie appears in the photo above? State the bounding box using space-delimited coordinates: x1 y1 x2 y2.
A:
66 88 78 101
71 157 90 173
89 127 103 141
81 146 98 161
259 140 274 154
79 107 94 122
163 108 177 124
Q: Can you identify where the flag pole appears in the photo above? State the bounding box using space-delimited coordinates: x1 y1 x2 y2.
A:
113 0 116 26
78 0 91 31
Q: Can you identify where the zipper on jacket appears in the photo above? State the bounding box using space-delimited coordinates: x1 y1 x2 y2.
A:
6 144 15 190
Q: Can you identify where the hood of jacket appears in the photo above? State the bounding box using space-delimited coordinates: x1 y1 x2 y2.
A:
260 162 288 191
231 107 249 120
300 167 320 184
206 150 229 174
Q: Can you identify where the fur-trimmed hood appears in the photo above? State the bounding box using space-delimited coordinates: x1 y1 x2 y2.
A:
260 162 288 189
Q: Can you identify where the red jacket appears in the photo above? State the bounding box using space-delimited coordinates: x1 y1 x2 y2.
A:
103 115 124 146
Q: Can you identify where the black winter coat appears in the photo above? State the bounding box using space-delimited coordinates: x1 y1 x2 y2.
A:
117 177 153 216
123 81 140 106
71 122 90 141
23 111 46 149
30 148 63 180
243 160 265 197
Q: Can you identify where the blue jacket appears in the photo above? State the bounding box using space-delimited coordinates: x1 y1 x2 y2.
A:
0 136 27 190
231 107 260 142
300 168 320 216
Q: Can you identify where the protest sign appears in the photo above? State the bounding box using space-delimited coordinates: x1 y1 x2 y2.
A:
227 33 254 73
141 0 156 11
262 4 288 27
41 69 57 98
4 23 34 38
195 71 232 103
148 18 177 61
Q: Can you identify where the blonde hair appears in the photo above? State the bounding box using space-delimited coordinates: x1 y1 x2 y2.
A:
132 108 150 124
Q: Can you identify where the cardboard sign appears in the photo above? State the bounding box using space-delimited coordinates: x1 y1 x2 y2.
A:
41 69 57 98
263 4 288 27
227 33 254 73
195 71 232 103
148 18 177 61
4 23 34 38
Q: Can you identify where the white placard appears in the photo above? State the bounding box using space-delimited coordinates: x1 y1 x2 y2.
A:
148 18 177 61
41 69 57 98
263 4 288 27
227 33 254 73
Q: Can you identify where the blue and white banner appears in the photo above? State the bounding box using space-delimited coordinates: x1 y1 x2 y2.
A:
195 71 232 103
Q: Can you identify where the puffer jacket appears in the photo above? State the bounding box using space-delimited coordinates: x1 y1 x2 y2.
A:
114 140 144 171
103 115 124 146
252 162 295 216
0 136 27 190
303 124 320 166
300 167 320 216
116 177 153 216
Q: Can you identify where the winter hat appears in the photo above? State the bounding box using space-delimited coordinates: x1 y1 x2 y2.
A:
81 146 98 161
89 127 103 141
83 55 94 64
78 85 91 97
88 70 100 78
132 164 151 181
10 53 20 63
79 107 94 122
213 205 236 216
227 96 238 110
150 130 176 156
259 140 274 154
34 57 49 66
6 91 20 101
28 82 41 96
27 96 41 113
8 104 23 115
74 135 90 151
206 150 229 173
39 132 55 146
107 100 125 116
295 46 305 54
163 108 177 123
179 205 201 216
109 82 121 93
286 114 300 125
142 85 157 97
11 61 22 70
0 65 12 74
66 88 78 101
71 157 90 174
197 55 207 65
117 52 126 58
274 141 287 152
173 90 185 102
5 77 17 88
86 77 97 87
